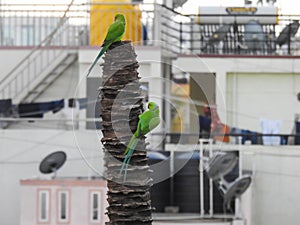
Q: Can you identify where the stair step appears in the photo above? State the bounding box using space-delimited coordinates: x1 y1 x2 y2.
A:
48 72 58 75
28 90 38 94
21 52 78 103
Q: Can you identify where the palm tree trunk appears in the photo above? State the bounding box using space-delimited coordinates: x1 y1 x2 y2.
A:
100 41 152 225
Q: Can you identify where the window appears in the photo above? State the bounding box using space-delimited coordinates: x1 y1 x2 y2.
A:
38 190 50 223
21 25 34 46
58 190 69 223
90 191 101 223
4 25 15 45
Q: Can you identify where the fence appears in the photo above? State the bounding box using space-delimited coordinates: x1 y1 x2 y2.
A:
0 2 83 102
0 3 299 55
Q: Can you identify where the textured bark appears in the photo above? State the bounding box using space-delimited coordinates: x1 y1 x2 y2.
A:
100 41 152 225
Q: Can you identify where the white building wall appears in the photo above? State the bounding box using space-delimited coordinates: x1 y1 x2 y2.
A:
226 72 300 133
0 49 32 81
241 145 300 225
173 56 300 133
35 61 80 102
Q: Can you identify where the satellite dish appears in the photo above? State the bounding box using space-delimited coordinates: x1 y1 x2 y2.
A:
276 20 299 47
219 175 252 208
202 24 232 52
203 150 252 209
173 0 188 8
209 24 232 45
206 151 238 180
39 151 67 179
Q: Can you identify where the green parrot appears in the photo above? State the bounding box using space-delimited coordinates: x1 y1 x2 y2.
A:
86 14 126 77
120 102 160 182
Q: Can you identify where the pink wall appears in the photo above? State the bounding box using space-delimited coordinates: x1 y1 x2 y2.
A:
20 179 108 225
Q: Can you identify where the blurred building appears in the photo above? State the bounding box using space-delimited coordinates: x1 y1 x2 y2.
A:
1 0 300 225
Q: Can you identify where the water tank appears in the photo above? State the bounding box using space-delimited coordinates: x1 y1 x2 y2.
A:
173 151 201 213
173 151 238 213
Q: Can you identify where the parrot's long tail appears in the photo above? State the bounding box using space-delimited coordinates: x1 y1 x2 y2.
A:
86 44 110 77
119 137 139 182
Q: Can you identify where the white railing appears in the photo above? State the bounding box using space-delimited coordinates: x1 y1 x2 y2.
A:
1 3 300 53
0 2 89 46
0 1 86 102
0 2 155 47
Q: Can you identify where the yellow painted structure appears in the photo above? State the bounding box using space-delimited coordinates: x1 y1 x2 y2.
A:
90 0 142 46
171 82 190 132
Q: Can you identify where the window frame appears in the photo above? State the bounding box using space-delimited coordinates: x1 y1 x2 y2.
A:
37 189 51 224
57 189 70 224
89 190 101 223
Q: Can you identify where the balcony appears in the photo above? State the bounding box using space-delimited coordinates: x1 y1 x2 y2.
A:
0 3 299 56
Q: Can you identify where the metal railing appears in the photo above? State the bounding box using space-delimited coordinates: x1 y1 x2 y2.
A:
0 3 300 54
158 5 300 55
151 132 300 146
0 1 86 102
0 3 89 46
0 2 153 47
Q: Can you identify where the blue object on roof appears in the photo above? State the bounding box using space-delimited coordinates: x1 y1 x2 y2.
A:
244 20 265 51
176 151 200 160
147 151 168 160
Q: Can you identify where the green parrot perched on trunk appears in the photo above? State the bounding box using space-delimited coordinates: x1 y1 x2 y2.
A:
86 14 126 77
120 102 160 182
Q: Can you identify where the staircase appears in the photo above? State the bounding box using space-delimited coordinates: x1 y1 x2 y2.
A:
22 52 78 103
0 0 79 104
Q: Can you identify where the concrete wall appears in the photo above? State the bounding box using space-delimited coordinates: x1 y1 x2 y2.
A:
226 72 300 133
173 56 300 133
0 49 32 81
35 61 80 102
240 145 300 225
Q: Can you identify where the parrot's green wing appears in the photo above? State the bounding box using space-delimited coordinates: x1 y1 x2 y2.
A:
102 21 125 46
86 18 125 77
124 120 142 156
139 110 160 135
120 105 160 182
